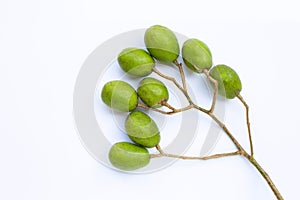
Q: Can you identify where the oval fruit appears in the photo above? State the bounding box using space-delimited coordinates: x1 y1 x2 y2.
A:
137 77 169 108
118 48 155 77
144 25 179 62
182 38 212 73
101 80 138 112
109 142 150 171
209 64 242 99
125 111 160 148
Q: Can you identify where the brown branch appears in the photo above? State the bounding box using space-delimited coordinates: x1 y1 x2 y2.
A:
160 101 194 114
151 68 245 153
137 103 193 115
153 145 240 160
136 103 172 115
152 67 193 105
202 68 218 113
152 67 184 92
155 144 164 154
149 66 283 199
160 101 177 111
207 112 244 152
237 94 254 157
246 155 284 200
150 154 163 158
173 60 187 91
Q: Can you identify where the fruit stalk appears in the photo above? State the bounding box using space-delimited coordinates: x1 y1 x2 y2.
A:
173 60 187 91
151 145 241 160
237 94 254 157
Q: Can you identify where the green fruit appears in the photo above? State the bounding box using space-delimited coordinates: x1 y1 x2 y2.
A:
101 80 138 112
118 48 155 77
137 77 169 108
125 111 160 148
182 38 213 73
144 25 179 62
209 64 242 99
109 142 150 171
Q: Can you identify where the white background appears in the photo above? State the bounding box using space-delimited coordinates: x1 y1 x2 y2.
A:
1 0 299 199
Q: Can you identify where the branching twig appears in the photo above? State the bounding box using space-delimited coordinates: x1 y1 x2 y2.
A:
143 63 283 199
202 68 218 113
237 94 254 157
160 101 177 111
137 103 172 115
152 67 184 93
137 103 194 115
173 60 187 91
152 67 193 105
151 145 241 160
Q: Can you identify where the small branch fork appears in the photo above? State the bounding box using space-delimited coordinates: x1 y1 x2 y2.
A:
139 59 283 200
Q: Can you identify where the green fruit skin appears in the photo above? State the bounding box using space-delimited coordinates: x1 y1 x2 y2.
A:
144 25 180 62
137 77 169 108
182 38 213 73
209 64 242 99
109 142 150 171
118 48 155 77
101 80 138 112
125 111 160 148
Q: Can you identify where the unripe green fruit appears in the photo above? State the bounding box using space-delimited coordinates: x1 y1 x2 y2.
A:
137 77 169 108
109 142 150 171
209 64 242 99
182 38 213 73
144 25 179 62
118 48 155 77
125 111 160 148
101 80 138 112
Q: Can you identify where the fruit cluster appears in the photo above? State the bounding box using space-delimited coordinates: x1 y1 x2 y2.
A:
101 25 242 171
99 25 284 200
